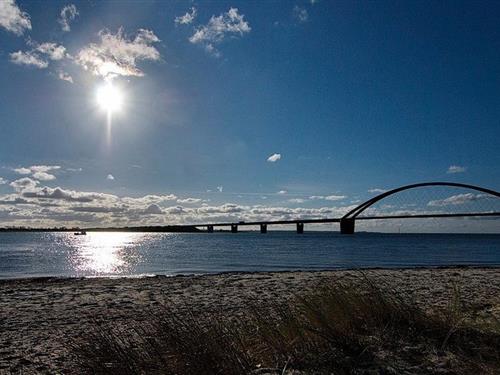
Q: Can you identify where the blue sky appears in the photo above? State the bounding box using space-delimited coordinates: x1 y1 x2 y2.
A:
0 0 499 231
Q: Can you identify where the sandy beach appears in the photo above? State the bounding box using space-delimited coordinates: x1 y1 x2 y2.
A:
1 267 499 373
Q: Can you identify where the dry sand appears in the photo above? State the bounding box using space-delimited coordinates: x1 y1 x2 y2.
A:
1 267 499 373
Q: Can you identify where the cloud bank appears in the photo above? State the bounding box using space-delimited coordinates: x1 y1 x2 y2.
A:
0 180 363 228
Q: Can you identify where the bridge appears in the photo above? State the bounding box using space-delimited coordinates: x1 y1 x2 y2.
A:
194 182 500 234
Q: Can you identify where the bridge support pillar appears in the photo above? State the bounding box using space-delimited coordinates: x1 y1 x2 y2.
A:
260 224 267 234
340 218 355 234
231 224 238 233
296 222 304 234
207 225 214 233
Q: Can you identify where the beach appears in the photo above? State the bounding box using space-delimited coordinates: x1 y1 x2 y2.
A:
1 267 499 373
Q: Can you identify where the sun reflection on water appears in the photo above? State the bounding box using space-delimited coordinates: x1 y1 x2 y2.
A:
68 232 146 275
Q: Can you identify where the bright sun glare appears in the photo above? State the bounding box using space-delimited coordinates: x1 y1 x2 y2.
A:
96 83 123 113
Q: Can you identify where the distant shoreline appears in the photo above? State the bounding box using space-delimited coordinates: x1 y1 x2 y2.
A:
0 225 203 233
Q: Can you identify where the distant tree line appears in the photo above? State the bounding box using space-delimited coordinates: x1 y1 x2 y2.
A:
0 226 202 233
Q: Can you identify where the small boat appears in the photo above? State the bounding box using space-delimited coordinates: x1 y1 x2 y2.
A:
73 230 87 236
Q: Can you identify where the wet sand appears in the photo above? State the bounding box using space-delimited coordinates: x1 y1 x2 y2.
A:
1 267 499 373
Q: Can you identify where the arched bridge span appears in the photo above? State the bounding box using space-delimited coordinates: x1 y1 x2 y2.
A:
193 182 500 234
339 182 500 234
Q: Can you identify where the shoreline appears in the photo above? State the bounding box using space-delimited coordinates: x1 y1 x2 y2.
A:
1 264 499 282
1 230 499 234
1 267 499 372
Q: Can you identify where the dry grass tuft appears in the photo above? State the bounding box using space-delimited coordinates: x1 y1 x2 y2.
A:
71 276 500 374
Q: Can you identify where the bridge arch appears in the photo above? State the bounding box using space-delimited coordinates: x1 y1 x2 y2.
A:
340 182 500 234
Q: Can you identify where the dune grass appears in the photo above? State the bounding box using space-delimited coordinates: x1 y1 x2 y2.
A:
71 276 500 374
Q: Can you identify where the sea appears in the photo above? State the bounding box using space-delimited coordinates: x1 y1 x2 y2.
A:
0 231 499 279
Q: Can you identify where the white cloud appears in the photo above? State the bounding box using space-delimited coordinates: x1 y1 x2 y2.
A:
22 186 111 203
189 8 250 56
10 51 48 68
13 167 31 175
30 165 61 173
35 42 67 60
10 177 39 192
326 196 346 201
197 203 244 214
9 42 67 70
293 6 308 23
134 29 160 44
277 190 287 195
428 193 489 207
106 174 115 181
175 7 197 25
70 205 125 214
309 195 346 201
76 28 161 80
0 177 7 185
0 0 31 35
13 165 60 181
143 203 163 215
447 165 466 174
123 194 178 204
58 4 78 32
0 194 27 205
32 172 56 181
267 153 281 162
203 43 221 58
177 198 202 204
58 70 73 83
368 188 387 194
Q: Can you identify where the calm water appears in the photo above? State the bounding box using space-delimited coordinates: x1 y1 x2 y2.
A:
0 232 499 279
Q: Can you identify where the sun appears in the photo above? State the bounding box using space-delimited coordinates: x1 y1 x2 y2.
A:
96 82 123 113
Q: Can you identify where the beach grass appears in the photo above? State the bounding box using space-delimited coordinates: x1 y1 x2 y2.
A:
71 276 500 374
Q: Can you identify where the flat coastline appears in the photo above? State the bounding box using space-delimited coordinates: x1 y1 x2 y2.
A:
1 267 499 373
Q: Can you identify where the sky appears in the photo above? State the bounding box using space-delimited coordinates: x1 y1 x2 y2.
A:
0 0 499 231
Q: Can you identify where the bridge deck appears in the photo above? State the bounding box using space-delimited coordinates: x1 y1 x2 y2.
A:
195 212 500 228
192 181 499 232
